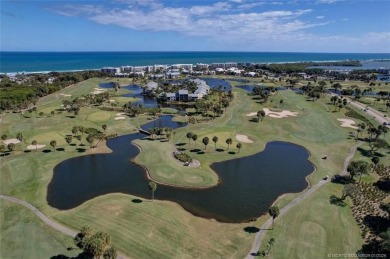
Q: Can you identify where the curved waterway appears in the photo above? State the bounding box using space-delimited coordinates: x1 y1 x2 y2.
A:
47 116 314 223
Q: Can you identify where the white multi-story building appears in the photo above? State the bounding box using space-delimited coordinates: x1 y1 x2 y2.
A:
171 64 193 71
133 66 147 72
153 65 168 73
121 66 133 73
211 63 225 69
101 67 120 74
195 63 209 70
224 62 237 69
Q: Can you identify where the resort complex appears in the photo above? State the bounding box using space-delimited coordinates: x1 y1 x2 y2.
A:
1 57 389 258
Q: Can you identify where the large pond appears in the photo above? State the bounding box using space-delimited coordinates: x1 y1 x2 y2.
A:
47 116 314 223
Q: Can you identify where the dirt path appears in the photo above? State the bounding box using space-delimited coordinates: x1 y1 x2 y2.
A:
0 195 128 259
245 141 363 258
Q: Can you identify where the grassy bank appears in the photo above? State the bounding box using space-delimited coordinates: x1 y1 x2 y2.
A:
54 193 256 258
0 199 81 258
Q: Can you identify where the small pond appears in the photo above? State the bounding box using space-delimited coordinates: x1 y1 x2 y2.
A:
47 116 314 223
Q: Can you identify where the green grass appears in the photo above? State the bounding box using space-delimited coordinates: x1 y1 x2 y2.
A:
260 184 364 259
0 199 81 259
135 88 360 187
2 77 388 258
54 194 253 259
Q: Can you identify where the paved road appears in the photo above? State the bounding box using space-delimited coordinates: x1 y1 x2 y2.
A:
0 195 128 259
245 141 363 258
331 93 390 126
348 99 390 126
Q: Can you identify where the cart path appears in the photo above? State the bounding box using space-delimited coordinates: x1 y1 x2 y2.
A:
0 194 128 259
245 141 363 258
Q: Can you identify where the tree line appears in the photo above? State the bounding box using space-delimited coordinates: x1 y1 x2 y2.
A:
0 70 109 111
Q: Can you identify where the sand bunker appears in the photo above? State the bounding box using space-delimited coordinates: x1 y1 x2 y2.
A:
110 99 116 102
337 118 358 129
116 113 125 116
236 134 254 143
60 93 72 97
3 139 21 145
91 88 107 95
263 108 298 119
115 116 126 120
246 109 298 119
27 144 46 150
246 112 258 116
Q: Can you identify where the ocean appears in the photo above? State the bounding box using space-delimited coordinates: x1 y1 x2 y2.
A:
1 51 389 74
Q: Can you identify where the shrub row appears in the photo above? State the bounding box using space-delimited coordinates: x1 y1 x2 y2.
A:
173 151 193 163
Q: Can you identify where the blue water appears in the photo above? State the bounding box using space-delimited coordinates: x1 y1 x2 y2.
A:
1 51 389 73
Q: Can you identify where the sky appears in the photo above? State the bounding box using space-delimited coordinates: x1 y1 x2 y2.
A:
1 0 389 53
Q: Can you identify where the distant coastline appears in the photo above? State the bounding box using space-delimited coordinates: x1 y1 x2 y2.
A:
1 51 389 74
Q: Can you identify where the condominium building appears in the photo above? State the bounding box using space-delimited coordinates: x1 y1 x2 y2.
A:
101 67 120 74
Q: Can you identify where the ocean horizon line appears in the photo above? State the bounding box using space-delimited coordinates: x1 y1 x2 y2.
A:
2 51 389 74
2 59 388 75
1 50 390 54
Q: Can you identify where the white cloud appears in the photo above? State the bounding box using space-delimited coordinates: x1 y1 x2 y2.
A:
342 18 349 21
57 1 390 51
318 0 340 3
237 2 266 9
52 1 316 40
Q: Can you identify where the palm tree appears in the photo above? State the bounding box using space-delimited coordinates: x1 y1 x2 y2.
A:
212 136 218 150
202 137 209 150
269 206 280 230
226 138 232 151
50 140 57 151
371 157 380 173
148 181 157 201
16 132 24 150
192 134 198 146
65 136 73 146
31 140 38 151
356 123 366 140
186 132 193 144
86 135 95 149
257 110 266 122
79 126 85 139
1 134 7 141
102 124 107 133
236 143 242 153
72 126 79 137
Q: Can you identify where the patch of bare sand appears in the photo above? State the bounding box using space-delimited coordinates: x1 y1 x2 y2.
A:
337 118 358 129
27 144 46 150
236 134 253 143
3 139 21 145
263 108 298 118
91 88 107 95
246 112 257 116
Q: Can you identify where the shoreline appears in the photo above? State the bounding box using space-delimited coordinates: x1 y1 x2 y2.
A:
2 57 389 75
